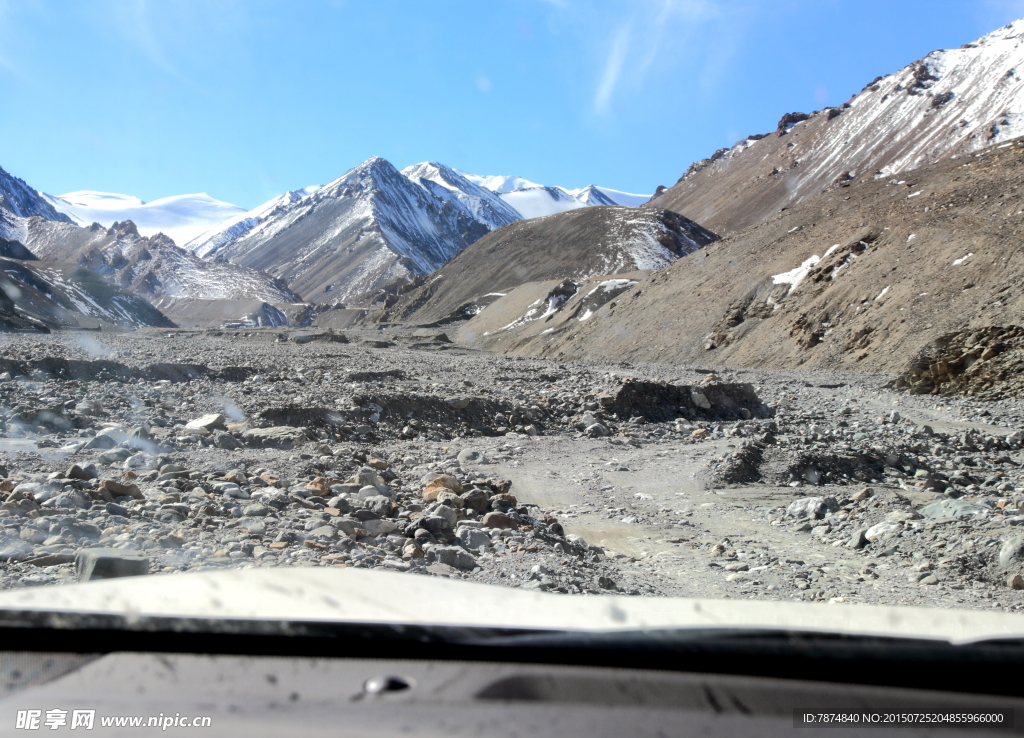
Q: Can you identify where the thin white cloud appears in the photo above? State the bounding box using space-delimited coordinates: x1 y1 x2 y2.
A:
126 0 188 81
590 0 725 116
477 74 492 92
594 23 630 114
637 0 713 77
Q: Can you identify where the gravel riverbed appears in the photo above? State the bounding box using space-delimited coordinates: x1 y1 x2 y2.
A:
0 326 1023 612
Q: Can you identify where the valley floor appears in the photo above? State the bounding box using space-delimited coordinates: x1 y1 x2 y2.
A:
0 326 1022 615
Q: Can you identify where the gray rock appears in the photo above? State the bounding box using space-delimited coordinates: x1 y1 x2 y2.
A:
66 463 97 480
357 485 383 499
362 518 399 537
865 521 901 542
786 496 840 520
76 548 149 581
124 453 158 471
999 537 1024 568
847 528 868 549
418 515 453 537
83 434 117 450
918 499 988 519
361 496 392 518
325 496 352 513
0 539 34 561
242 503 271 517
456 527 491 551
690 390 712 410
185 413 225 431
460 488 489 513
213 432 243 450
332 483 363 496
97 448 133 465
431 504 458 528
585 423 610 438
237 518 267 536
213 482 249 499
457 449 487 466
243 426 308 449
431 545 476 570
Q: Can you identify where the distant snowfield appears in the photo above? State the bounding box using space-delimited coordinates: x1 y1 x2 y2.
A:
43 191 247 246
458 168 650 218
499 187 591 219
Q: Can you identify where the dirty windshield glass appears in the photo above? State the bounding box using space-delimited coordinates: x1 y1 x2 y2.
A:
0 1 1023 624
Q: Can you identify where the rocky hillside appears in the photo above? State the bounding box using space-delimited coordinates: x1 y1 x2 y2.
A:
649 20 1024 235
0 253 173 331
382 206 717 325
451 136 1024 385
0 165 72 223
18 218 299 305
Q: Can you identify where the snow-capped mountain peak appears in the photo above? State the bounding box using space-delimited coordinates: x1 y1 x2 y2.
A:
401 161 521 231
183 156 506 305
453 170 544 194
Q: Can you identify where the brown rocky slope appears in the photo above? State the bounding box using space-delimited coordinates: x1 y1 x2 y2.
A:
452 137 1024 384
381 206 716 325
647 21 1024 235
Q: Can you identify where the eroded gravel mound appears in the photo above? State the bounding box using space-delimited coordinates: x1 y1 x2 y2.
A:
895 325 1024 398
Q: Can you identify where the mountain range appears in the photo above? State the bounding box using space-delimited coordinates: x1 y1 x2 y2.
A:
182 158 650 306
1 16 1024 367
419 19 1024 384
0 155 652 326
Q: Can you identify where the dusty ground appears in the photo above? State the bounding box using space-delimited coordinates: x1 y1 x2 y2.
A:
0 325 1022 613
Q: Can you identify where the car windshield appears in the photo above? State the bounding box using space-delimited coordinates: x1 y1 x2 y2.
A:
1 1 1023 635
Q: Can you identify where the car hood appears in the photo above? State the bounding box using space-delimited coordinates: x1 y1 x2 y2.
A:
0 567 1020 644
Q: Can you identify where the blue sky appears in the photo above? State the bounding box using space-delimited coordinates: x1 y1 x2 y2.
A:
2 0 1023 209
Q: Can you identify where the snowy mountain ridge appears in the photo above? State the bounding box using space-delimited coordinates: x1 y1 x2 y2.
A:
455 169 650 217
0 165 73 224
183 157 506 306
650 18 1024 234
181 157 651 305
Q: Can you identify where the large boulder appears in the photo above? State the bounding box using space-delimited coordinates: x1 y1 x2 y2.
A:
918 499 989 519
243 426 308 449
786 496 839 520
